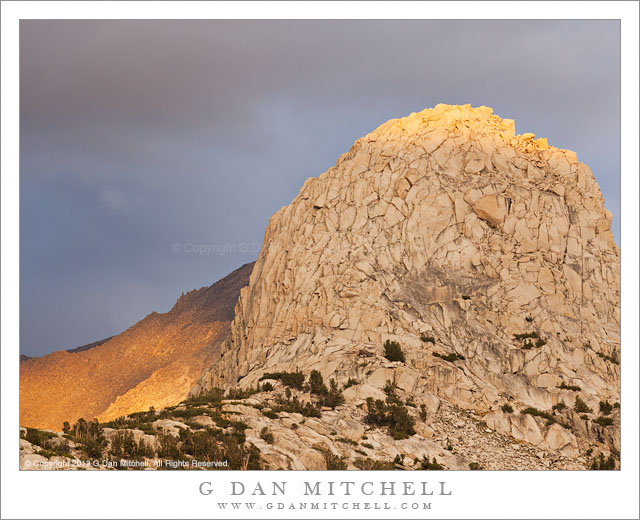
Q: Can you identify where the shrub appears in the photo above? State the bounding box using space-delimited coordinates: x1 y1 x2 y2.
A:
591 453 615 470
521 407 556 425
420 335 436 344
313 445 347 470
259 371 305 390
419 404 428 421
580 414 589 420
513 331 539 341
384 340 405 362
614 402 620 409
574 397 592 414
354 458 395 470
525 316 534 322
468 462 484 470
552 402 566 412
260 427 274 444
343 378 359 390
262 410 278 419
337 437 358 446
501 404 514 414
594 416 614 427
364 397 416 440
558 382 581 392
308 370 327 395
419 456 444 470
261 382 274 392
596 352 619 365
599 401 613 415
361 442 374 450
433 351 465 362
461 295 471 300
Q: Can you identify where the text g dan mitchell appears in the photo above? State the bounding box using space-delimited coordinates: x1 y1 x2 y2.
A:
199 480 453 497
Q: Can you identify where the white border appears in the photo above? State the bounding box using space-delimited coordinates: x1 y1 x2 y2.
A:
2 2 638 519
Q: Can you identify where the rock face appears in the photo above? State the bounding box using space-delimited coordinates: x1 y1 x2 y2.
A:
194 104 620 462
20 262 254 430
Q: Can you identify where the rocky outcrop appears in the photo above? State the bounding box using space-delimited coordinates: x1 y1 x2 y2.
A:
20 262 253 430
194 104 620 465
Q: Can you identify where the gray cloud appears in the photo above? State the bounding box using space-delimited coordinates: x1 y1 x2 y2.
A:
20 20 620 356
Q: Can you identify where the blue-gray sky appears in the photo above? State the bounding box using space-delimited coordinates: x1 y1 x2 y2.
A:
20 20 620 357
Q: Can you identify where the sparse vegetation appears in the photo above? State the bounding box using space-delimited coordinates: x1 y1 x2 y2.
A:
594 416 614 427
596 352 619 365
383 340 406 362
574 397 592 414
468 462 484 470
513 331 539 341
306 370 345 409
525 316 533 322
343 378 359 390
420 335 436 344
259 371 305 390
260 427 274 444
461 295 471 300
313 445 347 470
364 381 416 440
419 404 428 421
419 456 444 470
521 407 556 426
501 404 514 414
433 351 465 362
552 402 566 412
558 382 581 392
354 457 395 470
590 453 615 470
599 401 613 415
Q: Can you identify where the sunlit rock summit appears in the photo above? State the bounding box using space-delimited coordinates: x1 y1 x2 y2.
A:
193 104 620 463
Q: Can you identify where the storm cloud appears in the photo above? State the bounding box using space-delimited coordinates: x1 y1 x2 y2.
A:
20 20 620 356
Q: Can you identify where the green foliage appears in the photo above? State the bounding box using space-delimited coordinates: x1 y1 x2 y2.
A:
468 462 484 470
225 385 262 400
419 456 444 470
361 442 374 450
24 428 57 448
308 370 326 395
521 407 556 425
558 382 581 392
513 331 540 341
62 422 70 434
364 394 416 440
108 430 153 460
590 453 615 470
596 352 619 365
613 402 620 408
343 378 359 390
260 427 274 444
574 397 592 414
384 340 406 362
599 401 613 415
420 335 436 344
525 316 534 322
501 404 514 414
259 371 305 390
580 414 589 420
181 388 225 407
433 351 465 362
552 402 566 412
261 382 274 392
262 410 278 419
307 370 344 409
271 394 322 418
354 458 395 470
594 416 614 427
336 437 358 446
313 445 347 470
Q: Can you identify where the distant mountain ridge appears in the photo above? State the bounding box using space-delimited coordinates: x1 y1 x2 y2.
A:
20 262 254 430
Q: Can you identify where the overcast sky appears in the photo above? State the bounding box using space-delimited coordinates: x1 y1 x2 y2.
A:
20 20 620 357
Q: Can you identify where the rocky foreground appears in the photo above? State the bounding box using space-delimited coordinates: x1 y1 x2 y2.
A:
20 373 619 470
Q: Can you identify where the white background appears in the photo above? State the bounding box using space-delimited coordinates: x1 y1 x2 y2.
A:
2 2 638 519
